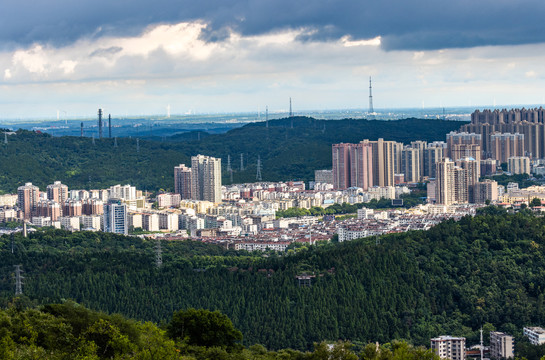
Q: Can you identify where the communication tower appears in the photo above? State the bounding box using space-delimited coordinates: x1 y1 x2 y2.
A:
368 77 375 119
80 122 84 137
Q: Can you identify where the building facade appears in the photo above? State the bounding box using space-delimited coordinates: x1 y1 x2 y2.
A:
508 156 531 175
430 336 466 360
103 199 128 235
490 331 514 359
174 164 192 199
191 155 222 203
17 182 40 220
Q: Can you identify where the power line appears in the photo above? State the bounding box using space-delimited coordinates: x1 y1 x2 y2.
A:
256 155 262 181
155 240 163 268
14 265 23 296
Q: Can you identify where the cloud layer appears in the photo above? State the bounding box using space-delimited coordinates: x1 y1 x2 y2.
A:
1 0 545 51
1 1 545 119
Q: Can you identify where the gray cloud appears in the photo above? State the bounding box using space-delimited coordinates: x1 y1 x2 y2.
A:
89 46 123 57
1 0 544 51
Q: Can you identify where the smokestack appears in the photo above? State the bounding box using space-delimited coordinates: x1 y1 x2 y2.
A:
108 114 112 138
80 122 83 137
98 109 103 139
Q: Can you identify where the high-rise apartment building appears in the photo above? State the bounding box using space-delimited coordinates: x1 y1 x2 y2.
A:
456 157 480 203
508 156 531 175
109 184 136 201
436 159 457 206
314 170 334 185
410 140 427 179
332 143 352 190
431 336 466 360
174 164 192 199
481 158 498 176
465 108 545 158
17 182 40 220
332 142 373 190
446 132 481 159
401 147 421 183
436 158 480 205
450 144 481 163
424 143 446 178
103 199 128 235
191 155 222 203
62 199 82 217
35 200 61 221
365 138 399 187
490 331 514 359
46 181 68 204
82 198 104 215
490 133 525 163
350 142 373 190
473 180 499 204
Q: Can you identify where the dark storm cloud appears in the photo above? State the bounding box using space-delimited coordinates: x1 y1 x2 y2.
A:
1 0 544 51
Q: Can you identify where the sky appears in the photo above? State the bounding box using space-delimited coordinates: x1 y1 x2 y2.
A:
1 0 545 119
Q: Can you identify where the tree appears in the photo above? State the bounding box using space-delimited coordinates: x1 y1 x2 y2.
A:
530 198 542 207
167 309 242 350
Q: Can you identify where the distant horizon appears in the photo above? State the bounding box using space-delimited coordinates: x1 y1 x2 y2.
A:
3 103 545 123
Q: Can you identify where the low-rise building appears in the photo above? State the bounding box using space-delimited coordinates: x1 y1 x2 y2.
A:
431 336 465 360
524 327 545 345
490 331 514 359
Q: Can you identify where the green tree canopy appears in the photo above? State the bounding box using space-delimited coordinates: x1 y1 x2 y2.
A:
167 308 243 350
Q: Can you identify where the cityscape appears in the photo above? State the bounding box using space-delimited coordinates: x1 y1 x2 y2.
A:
3 0 545 358
2 106 545 357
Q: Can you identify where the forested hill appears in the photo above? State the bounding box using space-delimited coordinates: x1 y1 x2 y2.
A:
0 117 461 192
1 207 545 350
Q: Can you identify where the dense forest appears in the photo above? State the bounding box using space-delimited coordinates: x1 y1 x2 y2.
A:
0 117 462 193
0 301 440 360
2 208 545 353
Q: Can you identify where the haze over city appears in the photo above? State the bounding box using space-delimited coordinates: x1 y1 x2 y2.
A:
1 0 545 119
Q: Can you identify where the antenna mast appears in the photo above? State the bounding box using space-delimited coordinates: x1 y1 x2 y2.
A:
14 265 23 296
368 77 375 119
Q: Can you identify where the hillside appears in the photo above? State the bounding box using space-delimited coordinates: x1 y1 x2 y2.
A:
0 117 462 192
1 208 545 350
